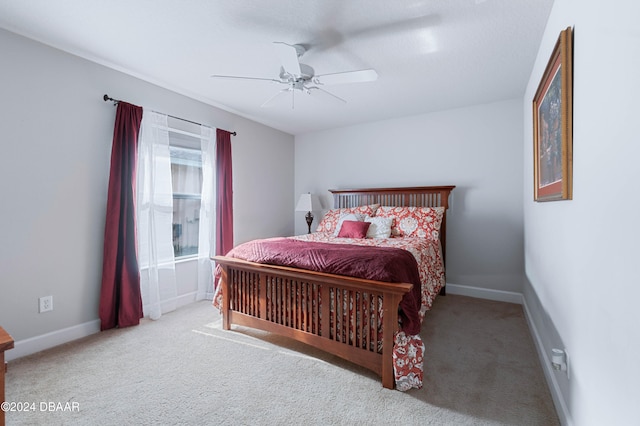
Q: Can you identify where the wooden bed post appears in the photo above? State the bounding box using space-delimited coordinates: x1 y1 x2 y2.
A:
220 268 231 331
381 294 402 389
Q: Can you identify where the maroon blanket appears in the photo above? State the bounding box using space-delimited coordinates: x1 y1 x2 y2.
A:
220 238 423 334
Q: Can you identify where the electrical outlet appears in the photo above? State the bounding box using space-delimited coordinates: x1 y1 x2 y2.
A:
39 295 53 313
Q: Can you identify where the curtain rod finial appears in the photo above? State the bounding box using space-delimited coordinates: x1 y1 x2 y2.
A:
104 94 119 104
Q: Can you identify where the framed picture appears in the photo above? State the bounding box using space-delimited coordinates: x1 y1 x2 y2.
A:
533 26 573 201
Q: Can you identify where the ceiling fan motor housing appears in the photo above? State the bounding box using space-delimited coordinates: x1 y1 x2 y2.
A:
280 63 315 83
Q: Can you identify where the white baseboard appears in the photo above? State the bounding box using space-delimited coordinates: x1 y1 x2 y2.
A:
175 291 198 309
7 292 201 363
6 319 101 362
446 283 523 304
522 298 571 426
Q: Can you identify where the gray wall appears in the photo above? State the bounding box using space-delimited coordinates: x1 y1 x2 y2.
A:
0 29 295 347
295 99 525 294
523 0 640 424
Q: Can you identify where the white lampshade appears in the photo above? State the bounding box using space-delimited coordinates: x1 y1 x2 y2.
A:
295 193 321 212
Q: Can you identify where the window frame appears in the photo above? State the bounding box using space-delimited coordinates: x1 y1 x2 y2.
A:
168 129 204 260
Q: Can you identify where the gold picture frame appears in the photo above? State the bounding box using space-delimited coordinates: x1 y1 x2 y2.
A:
533 26 573 201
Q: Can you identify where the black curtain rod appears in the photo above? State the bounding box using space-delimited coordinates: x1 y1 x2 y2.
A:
103 94 236 136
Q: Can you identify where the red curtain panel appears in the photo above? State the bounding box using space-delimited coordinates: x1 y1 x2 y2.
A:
215 129 234 256
99 102 143 330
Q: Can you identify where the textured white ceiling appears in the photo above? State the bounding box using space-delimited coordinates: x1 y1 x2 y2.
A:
0 0 554 135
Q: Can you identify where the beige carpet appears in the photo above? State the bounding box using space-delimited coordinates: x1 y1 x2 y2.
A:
5 295 559 425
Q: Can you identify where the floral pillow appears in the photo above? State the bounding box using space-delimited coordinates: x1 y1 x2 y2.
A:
376 206 445 239
315 204 380 234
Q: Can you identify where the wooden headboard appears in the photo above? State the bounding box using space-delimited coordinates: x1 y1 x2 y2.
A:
329 185 455 264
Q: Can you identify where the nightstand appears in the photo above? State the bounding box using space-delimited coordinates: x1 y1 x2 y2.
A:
0 327 14 426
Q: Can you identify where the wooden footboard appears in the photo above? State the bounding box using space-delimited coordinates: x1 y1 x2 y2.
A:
213 256 413 389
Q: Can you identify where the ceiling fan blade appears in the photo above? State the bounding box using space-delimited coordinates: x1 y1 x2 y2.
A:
314 69 378 86
261 88 294 108
305 86 347 105
272 42 302 77
210 74 281 83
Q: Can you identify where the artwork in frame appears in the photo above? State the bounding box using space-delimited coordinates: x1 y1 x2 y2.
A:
533 26 573 201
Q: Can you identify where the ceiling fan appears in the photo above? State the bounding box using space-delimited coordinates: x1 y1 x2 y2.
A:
211 42 378 108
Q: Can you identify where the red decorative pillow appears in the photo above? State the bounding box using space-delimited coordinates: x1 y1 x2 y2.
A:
333 213 366 236
336 220 371 238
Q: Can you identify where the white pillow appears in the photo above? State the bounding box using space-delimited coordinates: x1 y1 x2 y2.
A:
333 213 366 236
365 216 393 239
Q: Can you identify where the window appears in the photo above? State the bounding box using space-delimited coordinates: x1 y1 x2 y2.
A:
137 110 217 320
169 139 203 258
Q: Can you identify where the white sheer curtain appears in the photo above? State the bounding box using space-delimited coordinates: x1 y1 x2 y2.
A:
197 125 216 300
137 110 177 320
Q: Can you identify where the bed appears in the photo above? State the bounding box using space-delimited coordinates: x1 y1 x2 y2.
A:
212 186 455 390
